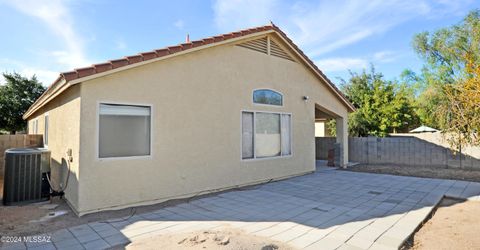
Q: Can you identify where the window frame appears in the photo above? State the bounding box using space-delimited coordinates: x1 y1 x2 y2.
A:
252 89 284 107
44 113 49 148
32 118 38 134
241 110 293 161
96 101 154 161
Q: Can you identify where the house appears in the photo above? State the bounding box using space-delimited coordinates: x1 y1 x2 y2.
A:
23 23 355 216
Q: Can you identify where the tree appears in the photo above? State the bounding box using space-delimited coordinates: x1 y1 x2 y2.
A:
411 10 480 150
0 72 46 134
437 56 480 149
341 66 419 137
412 10 480 129
399 69 443 128
412 10 480 83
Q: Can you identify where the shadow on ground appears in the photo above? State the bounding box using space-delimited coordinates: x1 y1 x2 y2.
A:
3 163 480 250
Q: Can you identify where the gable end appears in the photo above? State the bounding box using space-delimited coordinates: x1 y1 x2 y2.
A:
236 36 295 62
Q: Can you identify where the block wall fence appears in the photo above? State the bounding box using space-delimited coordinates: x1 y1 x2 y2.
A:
316 134 480 170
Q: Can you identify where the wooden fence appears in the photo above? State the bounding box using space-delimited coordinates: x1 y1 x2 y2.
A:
0 134 43 180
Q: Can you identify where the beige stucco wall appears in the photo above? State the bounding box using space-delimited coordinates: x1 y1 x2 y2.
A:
27 85 81 209
72 34 349 215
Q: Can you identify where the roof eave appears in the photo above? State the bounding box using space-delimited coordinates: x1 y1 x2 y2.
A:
269 25 355 112
68 30 276 86
23 76 67 120
23 24 355 118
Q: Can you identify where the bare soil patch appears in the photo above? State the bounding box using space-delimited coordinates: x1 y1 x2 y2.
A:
0 197 175 236
119 227 296 250
0 183 258 236
405 198 480 250
344 164 480 182
0 196 219 237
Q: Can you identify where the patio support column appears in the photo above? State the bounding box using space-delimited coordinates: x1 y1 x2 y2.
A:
335 116 348 168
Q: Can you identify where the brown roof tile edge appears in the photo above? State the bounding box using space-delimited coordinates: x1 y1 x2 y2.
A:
72 25 275 81
24 23 353 118
24 24 275 118
58 25 275 83
269 24 353 109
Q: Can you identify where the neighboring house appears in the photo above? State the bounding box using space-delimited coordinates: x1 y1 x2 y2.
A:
24 24 354 216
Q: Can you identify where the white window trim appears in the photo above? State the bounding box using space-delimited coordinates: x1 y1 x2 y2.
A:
241 110 293 161
43 113 49 148
95 101 154 161
252 88 284 107
32 118 38 134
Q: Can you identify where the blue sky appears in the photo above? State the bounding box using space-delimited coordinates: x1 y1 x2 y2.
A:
0 0 478 86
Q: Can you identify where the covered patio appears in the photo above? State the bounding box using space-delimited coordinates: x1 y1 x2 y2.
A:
315 103 348 167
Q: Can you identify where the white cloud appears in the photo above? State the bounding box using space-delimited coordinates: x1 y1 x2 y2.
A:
307 29 374 57
174 19 185 29
19 68 59 85
212 0 475 57
315 58 368 72
291 1 433 57
315 50 402 72
373 50 398 63
0 58 58 85
2 0 90 69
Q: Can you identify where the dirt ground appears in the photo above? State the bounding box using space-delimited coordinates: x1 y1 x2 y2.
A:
405 198 480 250
0 197 167 236
118 228 296 250
344 164 480 183
0 195 219 236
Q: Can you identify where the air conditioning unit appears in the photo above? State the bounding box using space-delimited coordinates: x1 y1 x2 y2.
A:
3 148 51 205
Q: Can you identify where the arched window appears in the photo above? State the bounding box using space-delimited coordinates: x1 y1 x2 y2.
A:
253 89 283 106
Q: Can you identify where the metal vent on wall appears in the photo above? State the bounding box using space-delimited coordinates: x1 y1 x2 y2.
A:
269 40 294 61
236 37 295 62
237 37 268 54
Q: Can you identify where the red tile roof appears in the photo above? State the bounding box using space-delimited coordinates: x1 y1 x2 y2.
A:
24 23 354 119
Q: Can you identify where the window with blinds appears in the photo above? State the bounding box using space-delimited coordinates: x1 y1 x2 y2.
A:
98 103 151 158
242 111 292 160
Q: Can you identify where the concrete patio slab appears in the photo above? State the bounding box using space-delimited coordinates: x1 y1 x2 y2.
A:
10 166 480 250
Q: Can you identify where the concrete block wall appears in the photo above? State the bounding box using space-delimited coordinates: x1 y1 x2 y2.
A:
315 137 336 160
356 136 480 169
317 135 480 170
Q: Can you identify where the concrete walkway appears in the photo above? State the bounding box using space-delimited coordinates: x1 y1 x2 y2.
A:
5 168 480 250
